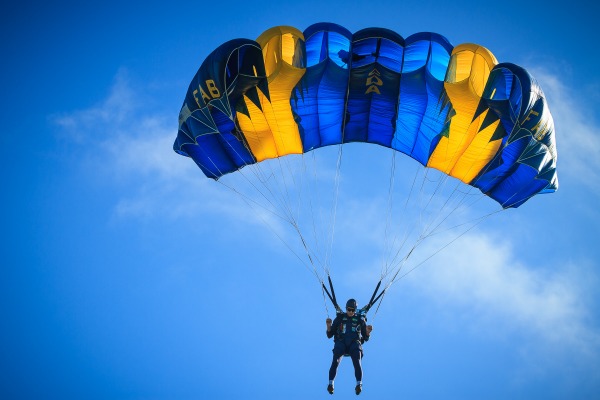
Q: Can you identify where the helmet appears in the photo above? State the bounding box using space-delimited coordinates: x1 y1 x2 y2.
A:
346 299 358 310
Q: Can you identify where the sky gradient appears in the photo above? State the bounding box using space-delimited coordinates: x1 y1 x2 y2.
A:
3 0 600 398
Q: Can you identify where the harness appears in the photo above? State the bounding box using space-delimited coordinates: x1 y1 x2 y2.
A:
334 314 365 343
322 275 379 357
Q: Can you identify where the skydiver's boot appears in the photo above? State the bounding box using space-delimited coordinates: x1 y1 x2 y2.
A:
355 383 362 395
327 383 334 394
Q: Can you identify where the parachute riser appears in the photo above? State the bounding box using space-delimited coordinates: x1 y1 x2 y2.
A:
322 276 386 319
358 280 386 320
322 278 342 314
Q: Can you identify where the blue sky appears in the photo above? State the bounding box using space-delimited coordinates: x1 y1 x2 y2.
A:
3 0 600 398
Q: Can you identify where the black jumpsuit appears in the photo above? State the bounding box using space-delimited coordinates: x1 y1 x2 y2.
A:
326 313 370 381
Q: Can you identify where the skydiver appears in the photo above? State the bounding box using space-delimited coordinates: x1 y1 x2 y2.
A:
325 299 373 395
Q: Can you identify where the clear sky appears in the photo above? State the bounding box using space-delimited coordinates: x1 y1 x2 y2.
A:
3 0 600 398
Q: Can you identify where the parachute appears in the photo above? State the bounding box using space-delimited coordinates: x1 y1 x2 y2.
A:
174 23 558 316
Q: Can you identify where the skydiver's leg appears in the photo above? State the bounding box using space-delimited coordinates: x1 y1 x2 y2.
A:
349 343 363 382
328 342 346 381
328 354 344 381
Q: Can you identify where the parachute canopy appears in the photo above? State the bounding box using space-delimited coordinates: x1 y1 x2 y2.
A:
174 23 558 208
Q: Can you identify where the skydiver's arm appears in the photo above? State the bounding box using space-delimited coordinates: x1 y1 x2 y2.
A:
362 319 372 342
326 315 340 339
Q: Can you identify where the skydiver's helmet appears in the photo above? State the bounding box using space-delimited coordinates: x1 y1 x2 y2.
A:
346 299 358 310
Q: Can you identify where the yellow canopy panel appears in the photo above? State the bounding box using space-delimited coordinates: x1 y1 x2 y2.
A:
237 26 306 162
427 44 500 183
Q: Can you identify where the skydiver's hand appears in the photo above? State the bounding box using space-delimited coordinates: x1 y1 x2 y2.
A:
326 318 332 331
366 325 373 335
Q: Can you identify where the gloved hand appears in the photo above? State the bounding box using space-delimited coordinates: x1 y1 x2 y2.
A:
366 325 373 335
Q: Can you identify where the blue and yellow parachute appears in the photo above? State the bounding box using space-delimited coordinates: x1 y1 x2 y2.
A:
174 23 558 208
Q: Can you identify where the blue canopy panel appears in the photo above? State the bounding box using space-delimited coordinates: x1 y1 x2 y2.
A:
393 32 453 166
174 39 268 179
179 109 231 179
292 23 352 152
471 64 558 207
343 28 405 147
491 138 556 208
470 64 528 193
